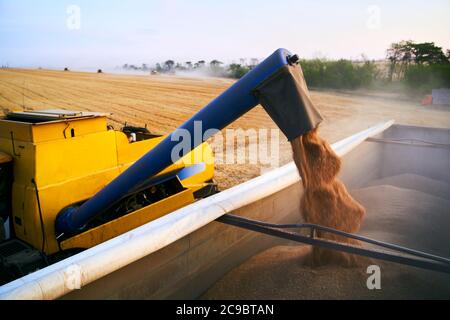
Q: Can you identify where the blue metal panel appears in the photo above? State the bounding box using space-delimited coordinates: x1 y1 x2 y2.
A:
56 48 291 236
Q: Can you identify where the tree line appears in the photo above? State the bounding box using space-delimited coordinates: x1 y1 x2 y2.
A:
121 41 449 92
385 41 450 92
121 58 259 78
300 41 449 92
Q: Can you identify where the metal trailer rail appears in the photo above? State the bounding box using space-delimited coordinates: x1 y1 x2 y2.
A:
217 214 450 274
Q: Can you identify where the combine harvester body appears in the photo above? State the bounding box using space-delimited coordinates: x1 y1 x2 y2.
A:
0 110 216 270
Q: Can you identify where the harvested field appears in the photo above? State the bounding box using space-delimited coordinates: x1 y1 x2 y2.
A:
1 68 449 189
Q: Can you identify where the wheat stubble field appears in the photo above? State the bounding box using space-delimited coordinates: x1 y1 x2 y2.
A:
1 68 449 189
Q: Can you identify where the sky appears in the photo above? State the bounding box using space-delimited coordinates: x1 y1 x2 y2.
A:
1 0 449 69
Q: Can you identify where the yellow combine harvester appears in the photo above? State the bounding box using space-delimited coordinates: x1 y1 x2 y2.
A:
0 109 216 282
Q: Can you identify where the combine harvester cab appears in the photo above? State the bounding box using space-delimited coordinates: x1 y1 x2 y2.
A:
0 109 216 283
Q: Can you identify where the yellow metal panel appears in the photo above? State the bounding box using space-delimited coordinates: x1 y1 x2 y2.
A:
34 130 118 186
31 117 107 143
22 188 44 251
0 116 107 143
0 120 33 141
60 189 195 250
115 131 163 165
27 167 122 253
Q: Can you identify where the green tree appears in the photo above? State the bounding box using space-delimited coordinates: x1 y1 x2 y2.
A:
164 60 175 70
405 64 450 92
387 41 449 81
386 40 414 81
228 64 250 79
300 59 377 89
210 60 223 67
410 42 448 65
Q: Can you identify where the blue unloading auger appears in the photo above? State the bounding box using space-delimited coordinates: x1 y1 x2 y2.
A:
55 48 323 236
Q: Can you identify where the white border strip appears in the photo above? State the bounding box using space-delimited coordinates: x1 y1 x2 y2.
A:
0 120 394 300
